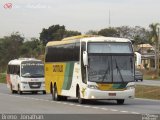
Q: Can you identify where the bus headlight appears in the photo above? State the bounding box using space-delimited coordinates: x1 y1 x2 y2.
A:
88 85 98 89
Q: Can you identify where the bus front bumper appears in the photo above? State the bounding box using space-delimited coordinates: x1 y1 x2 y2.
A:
85 88 135 100
20 82 45 91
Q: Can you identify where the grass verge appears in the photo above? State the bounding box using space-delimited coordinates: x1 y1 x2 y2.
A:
0 73 6 83
135 85 160 100
143 75 160 80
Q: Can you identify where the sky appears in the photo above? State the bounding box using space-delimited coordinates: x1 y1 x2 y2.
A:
0 0 160 38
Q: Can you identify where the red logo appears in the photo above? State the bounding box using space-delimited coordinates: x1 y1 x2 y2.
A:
4 3 12 9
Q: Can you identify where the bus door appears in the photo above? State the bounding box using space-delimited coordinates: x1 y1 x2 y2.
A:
12 65 20 90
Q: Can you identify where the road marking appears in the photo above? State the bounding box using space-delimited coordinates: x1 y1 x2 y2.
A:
76 104 82 107
83 105 90 108
101 108 108 111
92 107 99 109
131 112 140 114
56 101 62 104
0 92 140 114
120 111 129 113
110 109 118 112
68 103 74 106
62 102 68 105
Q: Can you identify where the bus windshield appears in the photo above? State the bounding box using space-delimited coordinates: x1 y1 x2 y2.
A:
88 42 132 53
88 42 134 83
21 61 44 78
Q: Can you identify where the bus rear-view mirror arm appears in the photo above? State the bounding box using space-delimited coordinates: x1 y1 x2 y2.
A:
83 51 88 66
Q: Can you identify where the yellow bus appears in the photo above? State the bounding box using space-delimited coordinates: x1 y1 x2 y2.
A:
45 35 135 104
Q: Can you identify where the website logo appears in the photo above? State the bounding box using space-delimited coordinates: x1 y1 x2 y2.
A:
3 3 12 9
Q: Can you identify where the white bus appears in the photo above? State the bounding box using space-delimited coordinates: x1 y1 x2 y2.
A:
6 58 46 94
45 35 135 104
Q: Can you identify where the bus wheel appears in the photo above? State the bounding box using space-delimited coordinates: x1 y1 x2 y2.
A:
32 91 38 94
117 99 124 105
60 96 67 101
10 84 14 94
78 89 85 104
18 85 22 95
43 91 46 94
52 85 60 101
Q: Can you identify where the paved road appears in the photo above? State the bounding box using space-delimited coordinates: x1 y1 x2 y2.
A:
0 83 160 116
135 80 160 86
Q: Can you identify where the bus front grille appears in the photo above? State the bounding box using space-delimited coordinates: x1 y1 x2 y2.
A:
29 82 41 89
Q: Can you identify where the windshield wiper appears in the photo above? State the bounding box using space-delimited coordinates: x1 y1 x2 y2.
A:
101 60 110 82
32 73 44 77
22 73 31 77
115 59 124 82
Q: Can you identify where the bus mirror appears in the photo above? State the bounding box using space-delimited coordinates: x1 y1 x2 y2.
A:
83 51 88 66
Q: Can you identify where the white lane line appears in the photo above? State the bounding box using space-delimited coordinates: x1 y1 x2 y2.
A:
120 111 129 113
56 101 62 104
76 105 82 107
0 93 51 102
101 108 108 111
110 109 118 112
0 93 138 114
62 102 68 105
131 112 140 114
68 103 75 106
83 105 90 108
92 107 99 109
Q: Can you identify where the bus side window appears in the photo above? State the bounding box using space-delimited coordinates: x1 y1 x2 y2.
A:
81 42 86 51
81 42 87 84
17 66 20 76
10 65 14 74
13 66 16 75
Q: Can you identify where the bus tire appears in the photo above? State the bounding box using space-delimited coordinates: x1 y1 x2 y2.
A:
10 84 14 94
18 85 22 95
60 96 67 101
52 85 60 101
32 91 38 94
78 89 85 104
117 99 124 105
43 90 46 94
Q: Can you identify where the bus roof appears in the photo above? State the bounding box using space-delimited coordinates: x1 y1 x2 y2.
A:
8 58 42 65
46 35 131 47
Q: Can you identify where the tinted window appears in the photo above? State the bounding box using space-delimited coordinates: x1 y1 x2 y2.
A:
45 42 80 62
88 42 132 53
7 65 20 75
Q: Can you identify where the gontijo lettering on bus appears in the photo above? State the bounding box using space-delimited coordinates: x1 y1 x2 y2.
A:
53 65 63 72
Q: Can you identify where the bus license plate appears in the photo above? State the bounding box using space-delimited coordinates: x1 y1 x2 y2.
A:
109 93 116 96
32 85 38 87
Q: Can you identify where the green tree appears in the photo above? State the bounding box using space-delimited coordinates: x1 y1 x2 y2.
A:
149 23 160 44
40 24 81 45
0 32 24 70
86 30 98 35
149 23 160 76
98 27 120 37
40 25 65 45
20 38 44 58
65 30 81 37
